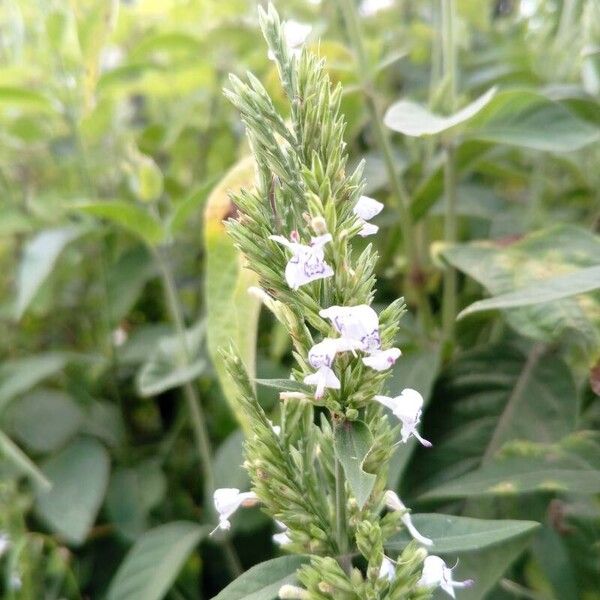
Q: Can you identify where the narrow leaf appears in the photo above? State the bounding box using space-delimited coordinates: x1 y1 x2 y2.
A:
255 378 313 395
384 87 496 136
211 555 310 600
458 265 600 319
107 522 206 600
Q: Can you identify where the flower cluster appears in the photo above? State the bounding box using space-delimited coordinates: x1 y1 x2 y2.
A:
213 5 473 599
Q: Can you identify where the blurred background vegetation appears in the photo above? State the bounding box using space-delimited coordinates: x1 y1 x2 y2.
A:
0 0 599 598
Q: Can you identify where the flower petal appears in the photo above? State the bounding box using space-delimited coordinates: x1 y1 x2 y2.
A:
362 348 401 371
354 195 384 220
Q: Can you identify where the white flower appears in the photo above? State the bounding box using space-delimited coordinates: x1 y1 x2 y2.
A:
362 348 402 371
0 533 10 557
268 419 281 436
418 556 474 598
374 388 431 447
319 304 401 371
384 491 432 546
273 521 291 546
270 233 334 290
303 337 361 398
353 195 383 237
379 555 396 581
359 0 394 17
211 488 259 535
268 20 311 60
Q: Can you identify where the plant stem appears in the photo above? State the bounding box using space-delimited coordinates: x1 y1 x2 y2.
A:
337 0 432 333
441 0 458 345
334 453 351 574
152 247 242 577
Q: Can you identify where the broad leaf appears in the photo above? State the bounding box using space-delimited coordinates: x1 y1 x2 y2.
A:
442 225 600 357
465 89 600 152
106 521 206 600
211 555 310 600
14 225 88 320
404 344 577 496
458 265 600 319
136 320 207 397
204 157 261 432
420 432 600 501
35 437 110 545
5 389 83 453
333 420 376 509
0 353 68 413
384 87 496 136
73 200 165 246
386 514 539 553
0 429 51 490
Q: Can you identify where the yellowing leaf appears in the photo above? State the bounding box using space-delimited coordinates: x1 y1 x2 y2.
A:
204 156 260 432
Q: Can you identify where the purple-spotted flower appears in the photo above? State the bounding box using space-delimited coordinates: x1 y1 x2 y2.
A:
384 490 432 546
353 195 383 237
211 488 259 535
270 232 334 290
303 337 362 398
374 388 431 447
318 304 401 371
418 556 474 598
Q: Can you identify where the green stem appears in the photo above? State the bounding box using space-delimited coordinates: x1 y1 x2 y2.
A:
441 0 458 345
152 247 242 577
334 453 351 574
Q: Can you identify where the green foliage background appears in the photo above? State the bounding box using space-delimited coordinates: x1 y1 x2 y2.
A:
0 0 599 598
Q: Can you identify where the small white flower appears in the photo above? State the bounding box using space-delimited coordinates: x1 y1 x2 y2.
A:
270 233 334 290
362 348 402 371
211 488 259 535
273 521 292 546
303 337 361 398
319 304 401 371
0 533 10 557
112 326 128 347
268 20 312 60
359 0 394 17
353 195 383 237
384 490 432 546
374 388 431 447
268 420 281 436
379 555 396 581
418 555 474 598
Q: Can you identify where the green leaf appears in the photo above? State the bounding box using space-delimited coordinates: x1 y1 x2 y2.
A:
72 200 165 246
106 521 206 600
14 225 89 320
0 429 51 490
255 378 313 395
35 437 110 545
405 344 578 496
386 514 539 553
333 420 376 509
420 432 600 501
384 87 496 136
213 429 249 492
136 320 207 397
5 389 83 453
458 265 600 320
465 89 600 152
168 176 219 235
386 348 441 488
106 461 166 541
0 352 68 412
211 555 310 600
0 86 56 113
204 157 261 433
442 225 600 356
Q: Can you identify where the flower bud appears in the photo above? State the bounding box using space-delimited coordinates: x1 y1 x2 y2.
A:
278 584 309 599
310 215 328 235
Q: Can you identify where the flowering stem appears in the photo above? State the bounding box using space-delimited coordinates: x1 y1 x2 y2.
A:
336 0 432 332
441 0 458 346
152 246 242 577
